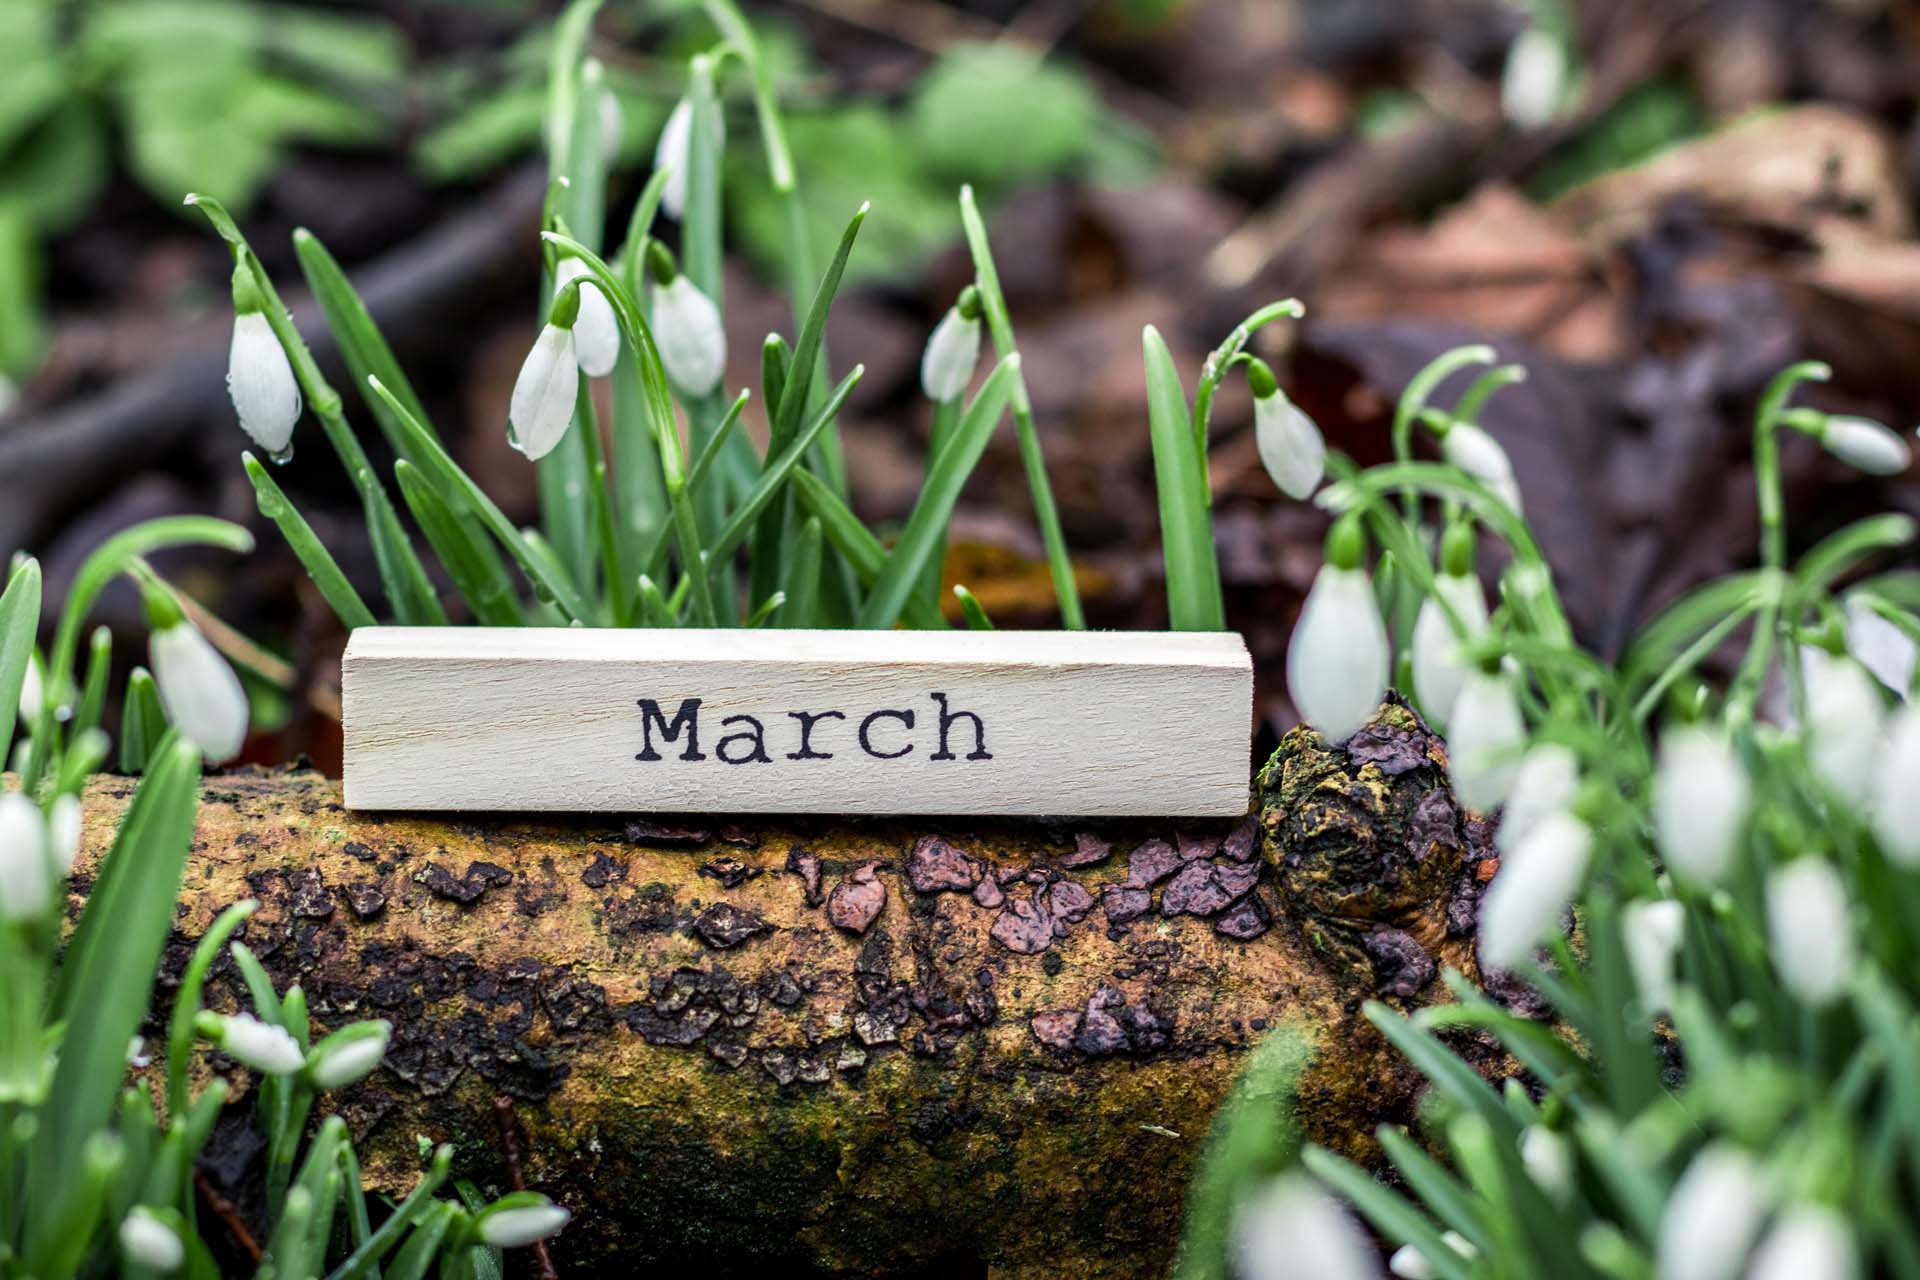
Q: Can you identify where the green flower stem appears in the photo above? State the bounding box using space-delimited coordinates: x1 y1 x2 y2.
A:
918 395 961 610
571 379 629 626
244 453 380 630
1390 345 1495 519
166 900 258 1123
1189 298 1305 461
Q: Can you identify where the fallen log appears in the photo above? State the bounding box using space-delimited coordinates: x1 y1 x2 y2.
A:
76 702 1494 1278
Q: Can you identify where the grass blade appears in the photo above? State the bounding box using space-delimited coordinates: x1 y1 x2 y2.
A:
785 517 823 628
118 668 165 774
243 453 378 629
0 556 41 771
789 469 947 630
771 203 868 447
953 585 994 630
708 365 865 565
1144 324 1225 631
293 227 436 456
394 461 524 626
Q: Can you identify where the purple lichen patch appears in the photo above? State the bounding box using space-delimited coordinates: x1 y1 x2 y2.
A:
414 860 513 905
1029 1010 1078 1051
971 876 1005 909
907 836 984 893
698 856 759 889
989 888 1056 955
580 851 625 888
1221 813 1260 863
1213 893 1270 941
1125 839 1181 887
785 846 824 906
1101 885 1152 925
1176 832 1218 863
826 864 888 935
1031 986 1174 1058
287 869 335 919
1344 719 1432 775
692 903 773 949
1161 859 1261 918
1059 832 1112 868
1362 927 1436 997
342 879 387 921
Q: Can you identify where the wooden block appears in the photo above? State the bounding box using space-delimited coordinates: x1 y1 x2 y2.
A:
342 628 1252 816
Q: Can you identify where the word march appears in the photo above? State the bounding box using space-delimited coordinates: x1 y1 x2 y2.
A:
635 692 993 765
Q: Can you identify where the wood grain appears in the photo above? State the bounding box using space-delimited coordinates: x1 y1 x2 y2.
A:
342 628 1254 815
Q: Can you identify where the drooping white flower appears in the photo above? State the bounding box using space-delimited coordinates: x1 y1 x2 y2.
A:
477 1198 573 1248
597 87 624 165
1844 596 1915 698
1746 1205 1857 1280
1766 857 1853 1006
1497 743 1579 855
150 620 249 764
1232 1175 1381 1280
507 323 579 462
1254 386 1326 501
206 1012 305 1075
17 651 42 724
651 275 727 398
1411 572 1489 733
1871 702 1920 866
1388 1231 1475 1279
1447 669 1527 813
920 303 983 404
1479 810 1591 970
1519 1125 1573 1203
1803 648 1884 807
1441 422 1522 513
48 792 81 874
1501 25 1567 130
227 311 302 461
555 258 620 379
0 791 51 923
1652 726 1750 884
1623 898 1685 1014
1820 415 1910 476
308 1021 392 1090
120 1207 184 1273
1656 1145 1767 1280
1286 566 1389 745
653 96 724 221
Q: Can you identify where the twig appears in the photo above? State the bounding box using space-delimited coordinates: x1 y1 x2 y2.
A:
194 1166 265 1267
492 1094 559 1280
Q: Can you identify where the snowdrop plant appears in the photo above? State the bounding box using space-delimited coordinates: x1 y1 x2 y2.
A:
1182 352 1920 1280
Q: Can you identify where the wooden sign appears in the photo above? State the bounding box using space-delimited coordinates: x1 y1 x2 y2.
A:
342 628 1252 816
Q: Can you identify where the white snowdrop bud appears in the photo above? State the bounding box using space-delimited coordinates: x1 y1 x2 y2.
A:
653 96 724 221
1623 898 1685 1014
205 1012 305 1075
1766 857 1853 1007
921 292 983 403
1746 1205 1856 1280
1656 1145 1766 1280
1286 521 1388 745
651 274 727 398
120 1207 184 1273
48 792 81 875
507 322 579 462
597 87 624 166
1411 574 1489 733
1497 743 1579 856
149 619 249 764
1803 648 1884 807
1820 415 1910 476
1389 1231 1474 1279
1250 360 1325 500
1232 1175 1382 1280
1844 596 1914 698
1441 422 1522 514
1871 702 1920 866
308 1021 391 1090
477 1197 572 1247
555 258 620 379
17 651 42 725
1652 726 1750 884
0 791 51 923
1447 669 1527 813
1520 1125 1574 1203
226 265 301 462
1501 25 1567 130
1479 810 1590 970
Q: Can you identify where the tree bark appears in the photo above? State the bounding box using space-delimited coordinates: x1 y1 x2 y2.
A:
79 701 1493 1279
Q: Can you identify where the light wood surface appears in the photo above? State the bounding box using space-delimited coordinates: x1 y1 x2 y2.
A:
342 628 1253 815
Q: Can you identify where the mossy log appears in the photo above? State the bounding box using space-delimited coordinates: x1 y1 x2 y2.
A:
74 702 1498 1279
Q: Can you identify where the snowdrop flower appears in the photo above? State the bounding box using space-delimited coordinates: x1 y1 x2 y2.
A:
1501 25 1567 130
555 257 619 379
1844 596 1914 698
1803 647 1884 807
308 1021 391 1090
1520 1125 1573 1203
921 286 983 403
1623 898 1685 1014
1872 702 1920 865
1286 519 1388 745
477 1196 572 1247
1389 1232 1475 1279
202 1012 305 1075
1411 527 1489 730
148 596 248 764
1250 359 1325 500
1440 421 1522 513
1656 1145 1767 1280
226 264 301 461
1232 1174 1381 1280
120 1207 184 1272
17 651 41 724
1480 810 1590 970
1766 857 1853 1006
647 244 726 398
1651 725 1750 883
1819 415 1910 476
48 792 81 874
1447 668 1527 813
508 287 581 462
653 95 724 221
0 790 51 923
1747 1205 1856 1280
1497 743 1579 855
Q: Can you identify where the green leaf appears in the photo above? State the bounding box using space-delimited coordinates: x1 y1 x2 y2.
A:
166 899 259 1120
1144 325 1224 630
395 460 524 626
770 202 867 447
293 227 435 456
243 452 379 630
416 86 547 183
119 667 166 774
909 43 1098 184
0 555 42 773
708 364 864 565
0 100 110 233
789 469 946 630
0 199 44 374
953 584 994 630
1302 1147 1475 1280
